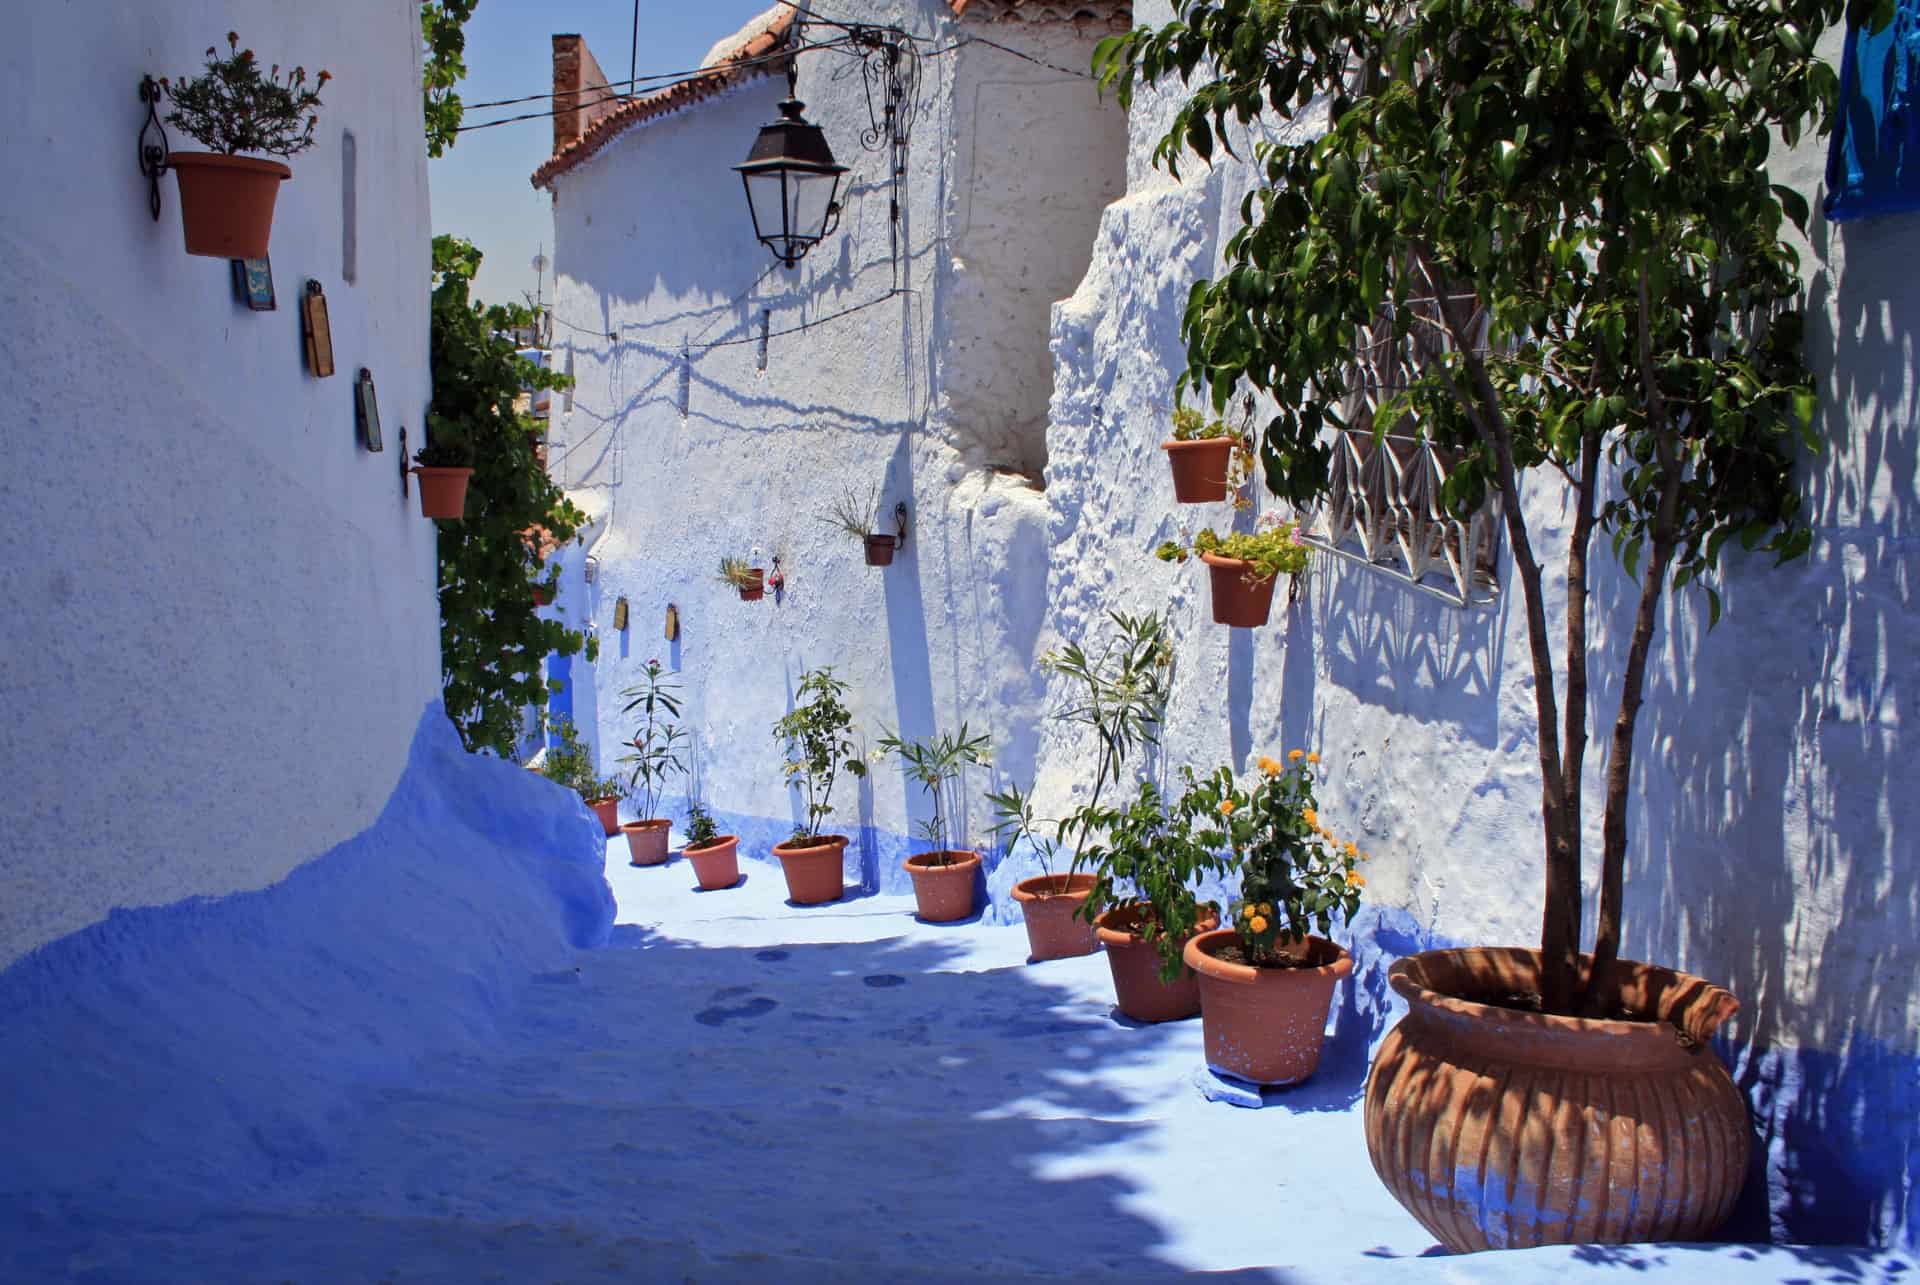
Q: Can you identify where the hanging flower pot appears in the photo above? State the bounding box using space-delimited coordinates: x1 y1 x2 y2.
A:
414 467 473 520
739 568 766 601
772 834 848 905
1011 873 1099 961
620 818 672 867
1161 437 1237 503
170 153 292 259
904 851 980 923
532 582 555 606
1096 903 1218 1024
864 534 899 567
685 835 741 891
1200 553 1277 628
1185 929 1351 1085
1364 947 1749 1251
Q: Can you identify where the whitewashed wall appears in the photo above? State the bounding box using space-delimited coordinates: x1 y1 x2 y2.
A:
546 2 1125 879
0 0 440 968
1038 3 1919 1247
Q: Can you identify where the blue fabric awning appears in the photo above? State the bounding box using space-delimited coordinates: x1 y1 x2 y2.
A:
1825 0 1920 222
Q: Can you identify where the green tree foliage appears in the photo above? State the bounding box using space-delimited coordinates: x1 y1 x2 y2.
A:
428 234 591 757
421 0 478 157
1098 0 1877 1012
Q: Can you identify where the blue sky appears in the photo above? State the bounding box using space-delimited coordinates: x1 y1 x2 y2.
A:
430 1 778 310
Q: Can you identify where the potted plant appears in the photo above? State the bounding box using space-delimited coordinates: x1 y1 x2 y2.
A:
771 667 868 905
682 800 740 891
1103 0 1829 1246
821 484 901 567
532 576 557 607
413 420 475 520
616 658 686 867
989 612 1173 961
538 718 623 836
159 34 326 258
1180 752 1364 1084
1076 776 1230 1023
1156 517 1310 628
717 556 765 602
876 724 991 923
1160 406 1250 504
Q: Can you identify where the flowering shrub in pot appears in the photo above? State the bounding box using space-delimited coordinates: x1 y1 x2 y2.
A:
1156 517 1310 628
160 34 326 257
771 667 867 905
1180 751 1364 1084
877 725 990 923
617 659 686 867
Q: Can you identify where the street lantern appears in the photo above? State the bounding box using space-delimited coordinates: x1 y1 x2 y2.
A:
734 68 846 268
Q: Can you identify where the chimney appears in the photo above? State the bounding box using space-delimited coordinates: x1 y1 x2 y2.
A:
551 34 621 155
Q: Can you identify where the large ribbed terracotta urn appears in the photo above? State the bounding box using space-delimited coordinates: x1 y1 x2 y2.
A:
1364 948 1749 1252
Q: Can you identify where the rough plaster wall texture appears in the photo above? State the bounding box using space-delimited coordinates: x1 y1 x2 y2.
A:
1037 3 1919 1247
546 0 1118 891
0 0 438 968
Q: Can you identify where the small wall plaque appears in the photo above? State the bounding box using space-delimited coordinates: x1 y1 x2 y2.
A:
301 280 335 377
231 256 275 311
664 603 679 641
355 368 382 453
613 597 629 631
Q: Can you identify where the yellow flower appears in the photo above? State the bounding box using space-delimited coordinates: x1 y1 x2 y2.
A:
1219 800 1237 816
1344 841 1359 857
1259 902 1273 916
1302 807 1318 829
1288 749 1305 762
1249 915 1269 934
1347 871 1367 888
1256 755 1282 777
1307 752 1320 764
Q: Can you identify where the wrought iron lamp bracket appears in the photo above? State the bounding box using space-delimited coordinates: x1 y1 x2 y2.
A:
138 76 170 221
892 501 909 549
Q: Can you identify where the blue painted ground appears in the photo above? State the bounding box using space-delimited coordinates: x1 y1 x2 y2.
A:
1 715 1915 1280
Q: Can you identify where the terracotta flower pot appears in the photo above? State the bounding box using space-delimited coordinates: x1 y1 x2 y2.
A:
621 818 671 866
904 851 980 922
1185 930 1351 1085
772 834 848 904
1364 947 1749 1252
865 534 899 566
169 152 291 258
1011 873 1099 961
415 467 473 520
686 836 741 891
1200 552 1278 628
586 797 620 836
1162 438 1236 503
1096 904 1219 1023
738 569 766 602
532 583 555 606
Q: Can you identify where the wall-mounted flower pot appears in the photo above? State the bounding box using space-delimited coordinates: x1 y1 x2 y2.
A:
904 851 980 922
1096 903 1218 1023
1185 929 1350 1085
1162 438 1236 503
1364 947 1748 1251
1200 552 1277 628
1011 873 1099 961
169 152 291 259
621 818 672 867
532 583 555 606
865 534 898 566
414 467 473 520
686 835 741 891
772 834 848 904
586 796 620 836
738 569 766 602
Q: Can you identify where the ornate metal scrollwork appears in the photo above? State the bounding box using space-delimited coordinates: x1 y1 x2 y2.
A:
137 76 170 222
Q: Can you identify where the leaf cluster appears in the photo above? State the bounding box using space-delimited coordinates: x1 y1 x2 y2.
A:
164 33 327 157
1075 778 1235 981
1157 520 1311 582
820 484 882 541
618 658 687 822
539 718 623 802
1169 406 1232 441
428 235 590 757
774 667 868 843
685 800 722 850
877 724 992 860
421 1 477 158
716 557 759 590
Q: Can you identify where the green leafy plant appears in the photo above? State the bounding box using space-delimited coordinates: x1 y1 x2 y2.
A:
1169 406 1230 441
1076 777 1233 981
684 800 722 851
876 725 992 864
1157 518 1311 583
618 658 687 822
1098 0 1858 1012
428 235 590 757
820 484 881 541
420 0 477 158
988 611 1174 889
774 667 868 844
716 557 759 590
163 33 328 157
538 718 623 803
1183 752 1365 966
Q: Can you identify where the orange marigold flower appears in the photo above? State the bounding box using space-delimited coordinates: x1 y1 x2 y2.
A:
1307 752 1320 764
1288 749 1305 762
1256 755 1282 777
1347 871 1367 888
1249 915 1269 934
1218 799 1237 816
1302 807 1319 829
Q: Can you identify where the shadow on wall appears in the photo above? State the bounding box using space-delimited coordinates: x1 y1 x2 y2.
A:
1623 203 1920 1250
